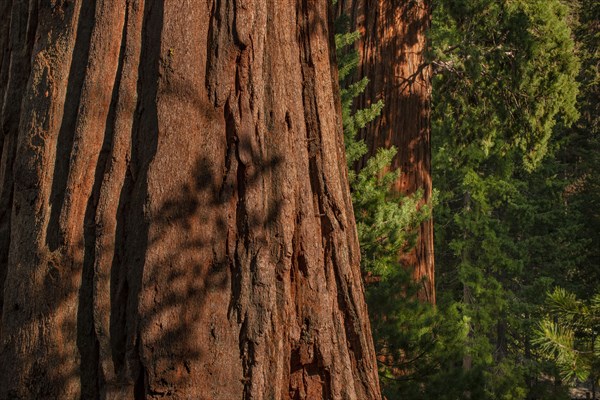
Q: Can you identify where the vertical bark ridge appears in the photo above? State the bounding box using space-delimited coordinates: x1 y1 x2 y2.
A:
77 1 131 398
307 2 381 397
295 2 343 396
124 0 164 397
45 0 96 251
93 1 145 397
56 0 126 253
1 1 88 398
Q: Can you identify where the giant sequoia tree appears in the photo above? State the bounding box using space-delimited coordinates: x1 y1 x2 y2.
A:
336 0 434 303
0 1 381 399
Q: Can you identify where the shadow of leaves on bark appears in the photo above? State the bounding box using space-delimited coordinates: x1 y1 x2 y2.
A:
124 143 283 397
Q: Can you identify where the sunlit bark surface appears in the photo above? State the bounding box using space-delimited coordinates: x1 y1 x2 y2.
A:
0 1 382 398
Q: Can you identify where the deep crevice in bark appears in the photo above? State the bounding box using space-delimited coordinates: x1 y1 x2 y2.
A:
133 337 147 400
108 153 135 386
223 97 244 326
238 312 254 398
104 0 132 379
122 0 164 395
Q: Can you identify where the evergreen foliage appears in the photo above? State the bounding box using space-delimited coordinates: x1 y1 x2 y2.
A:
335 0 599 398
334 14 456 399
334 13 424 283
535 288 600 386
430 0 579 169
431 0 598 398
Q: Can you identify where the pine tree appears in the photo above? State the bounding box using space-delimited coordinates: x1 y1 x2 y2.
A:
535 288 600 397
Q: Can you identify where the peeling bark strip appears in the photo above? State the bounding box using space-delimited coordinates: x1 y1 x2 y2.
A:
0 1 381 399
336 0 435 303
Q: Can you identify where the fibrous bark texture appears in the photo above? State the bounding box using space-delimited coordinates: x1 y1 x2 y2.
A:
336 0 435 303
0 1 381 399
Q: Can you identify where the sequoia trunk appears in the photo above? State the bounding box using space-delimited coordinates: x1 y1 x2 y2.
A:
0 1 381 399
337 0 434 303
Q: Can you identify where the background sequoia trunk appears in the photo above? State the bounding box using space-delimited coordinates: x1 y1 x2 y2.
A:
336 0 434 303
0 1 381 399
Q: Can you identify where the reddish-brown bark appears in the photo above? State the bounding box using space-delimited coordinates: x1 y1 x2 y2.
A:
0 1 381 399
336 0 435 303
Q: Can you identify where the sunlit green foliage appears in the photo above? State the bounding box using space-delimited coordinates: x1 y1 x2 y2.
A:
535 288 600 385
430 0 579 169
335 15 456 399
335 12 424 280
